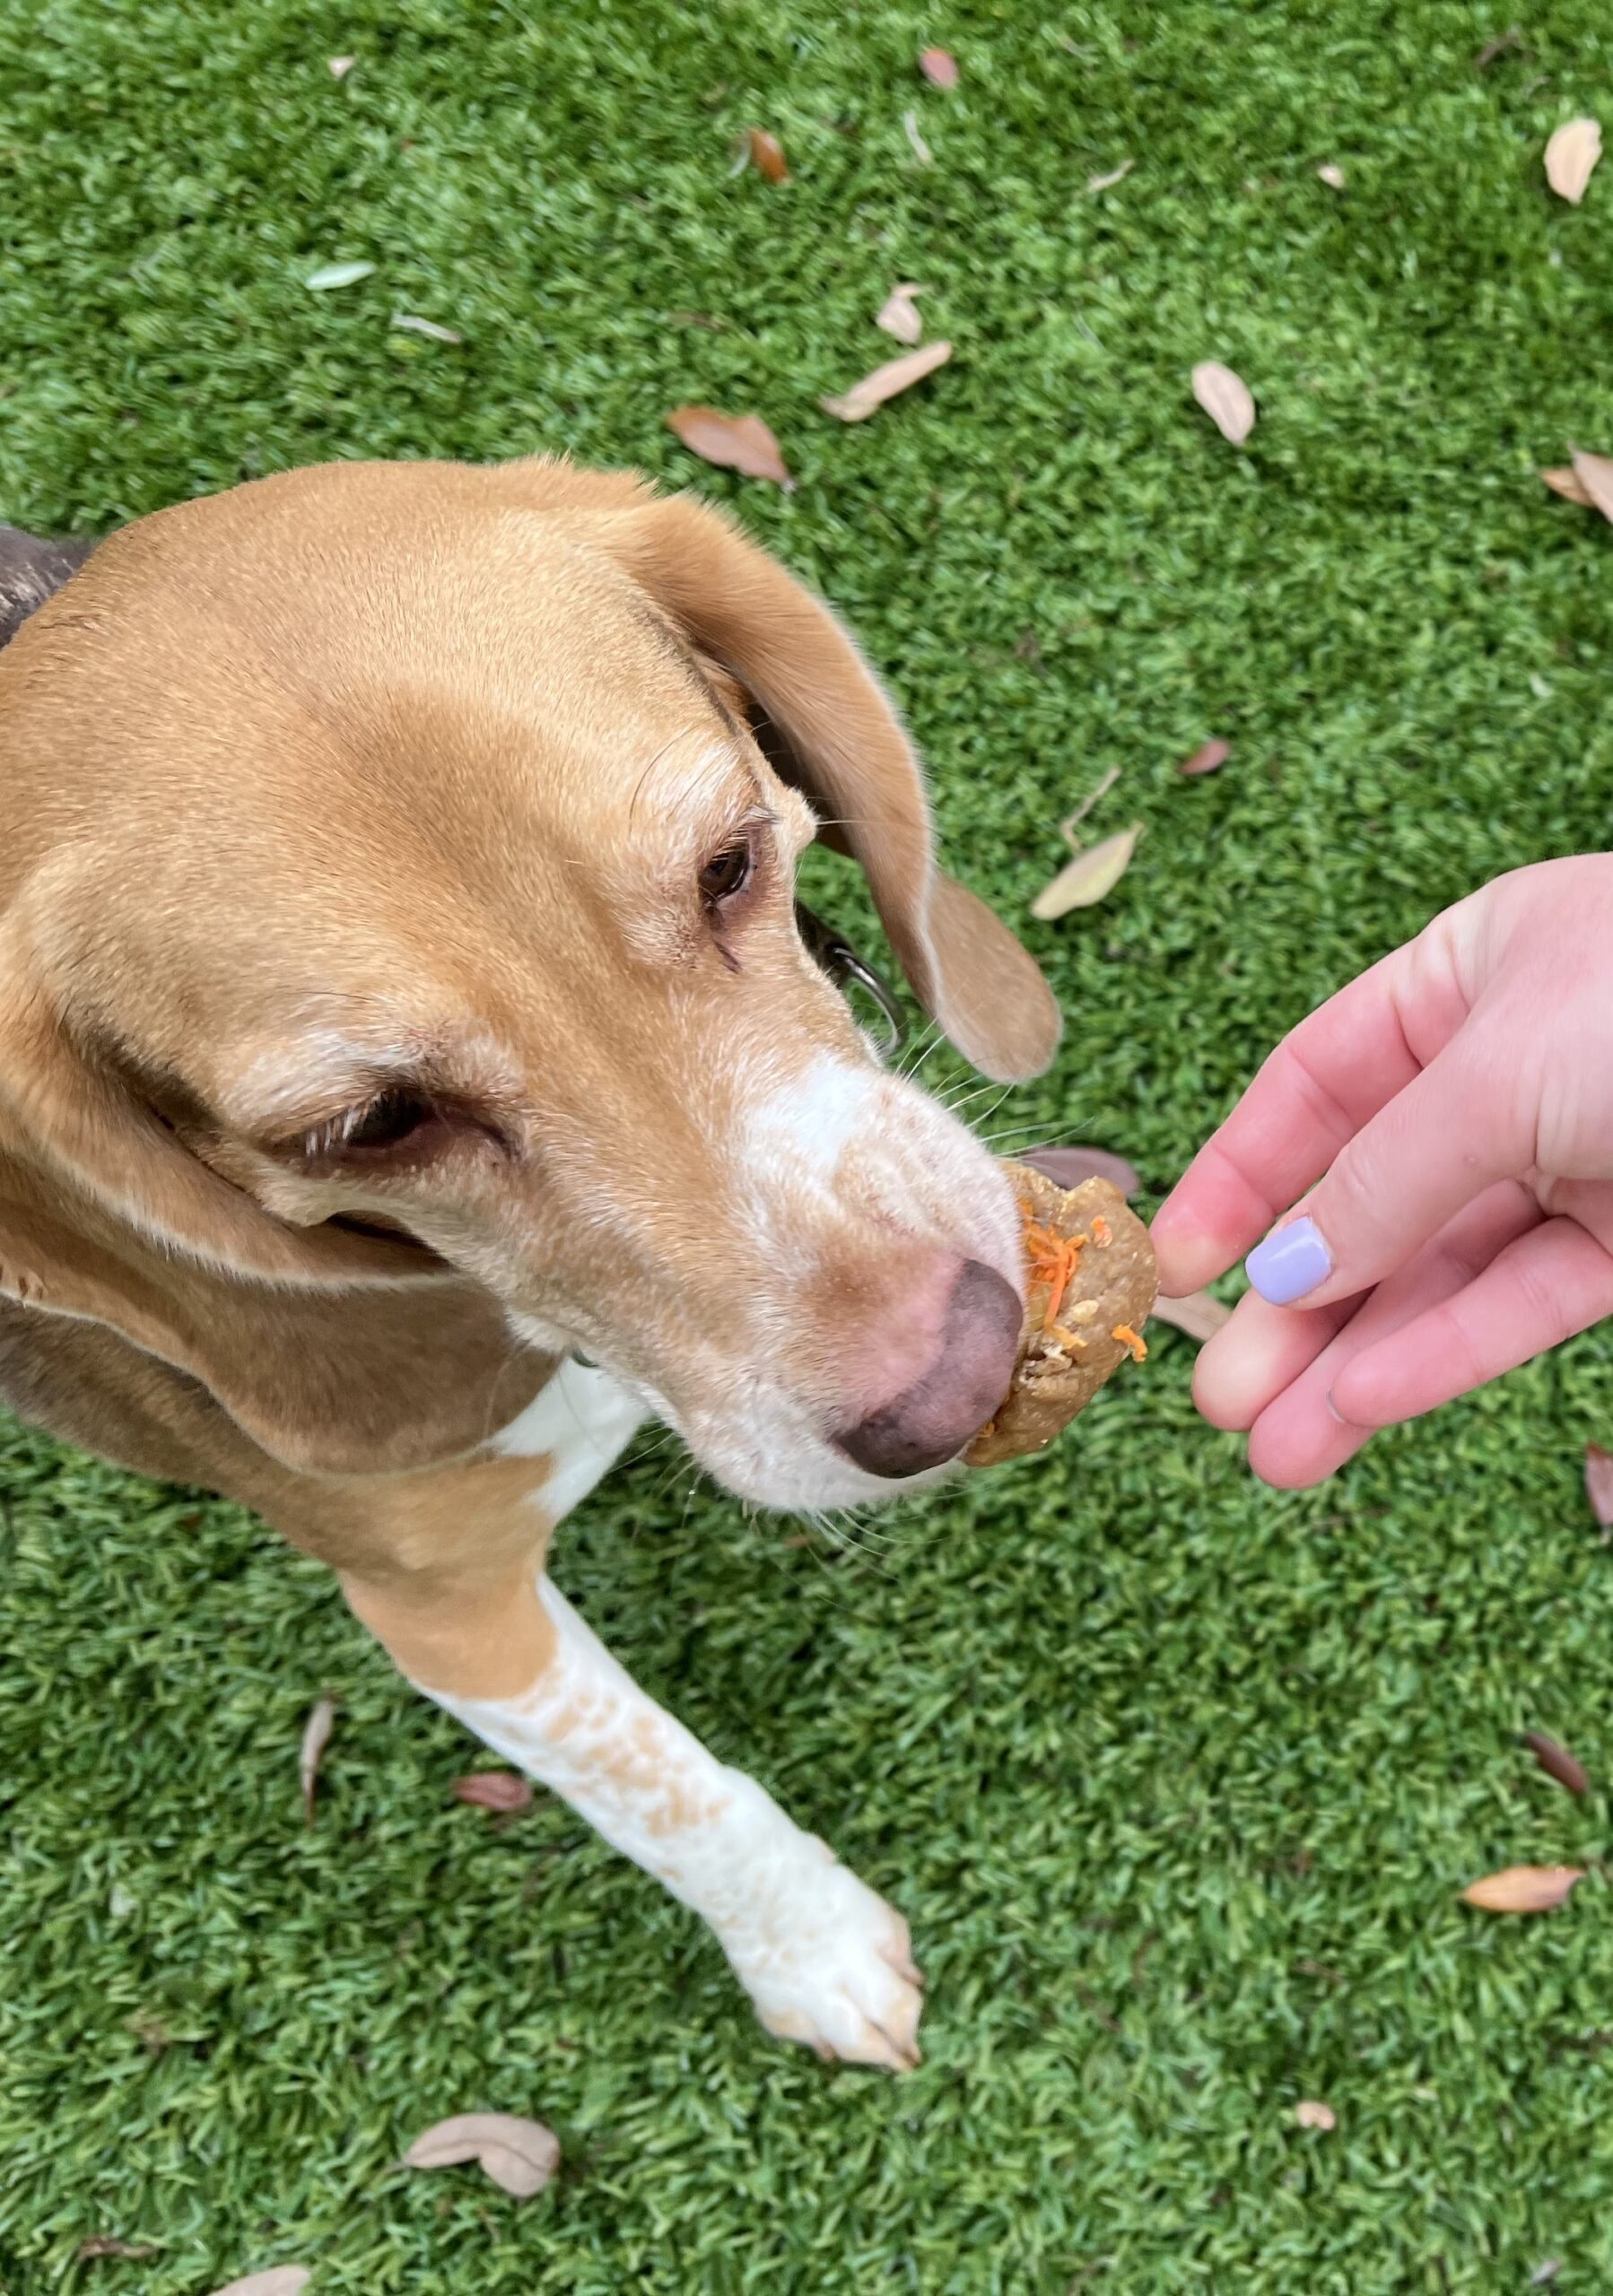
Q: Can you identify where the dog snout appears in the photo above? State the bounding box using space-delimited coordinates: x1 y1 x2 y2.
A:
833 1258 1022 1479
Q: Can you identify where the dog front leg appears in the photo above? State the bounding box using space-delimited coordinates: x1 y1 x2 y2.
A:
347 1565 922 2069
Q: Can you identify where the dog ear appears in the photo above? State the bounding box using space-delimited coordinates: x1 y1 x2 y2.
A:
592 490 1061 1083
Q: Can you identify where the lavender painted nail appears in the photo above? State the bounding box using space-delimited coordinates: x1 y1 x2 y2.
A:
1245 1215 1331 1305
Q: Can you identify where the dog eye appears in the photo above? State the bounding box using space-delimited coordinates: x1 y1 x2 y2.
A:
309 1088 436 1160
699 839 754 907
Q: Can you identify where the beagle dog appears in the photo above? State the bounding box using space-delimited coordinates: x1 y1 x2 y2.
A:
0 458 1061 2070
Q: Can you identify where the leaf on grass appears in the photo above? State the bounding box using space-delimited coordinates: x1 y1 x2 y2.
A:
1545 117 1601 204
1586 1441 1613 1528
209 2273 312 2296
1568 448 1613 525
1031 824 1141 920
902 109 934 166
328 55 356 78
876 282 927 345
919 48 959 87
1294 2100 1336 2131
746 127 789 182
1541 465 1595 506
78 2239 159 2260
1461 1864 1585 1914
1523 1731 1590 1796
1153 1292 1233 1342
300 1694 336 1822
1021 1147 1142 1196
306 259 375 291
1191 361 1256 445
1086 158 1134 193
1179 737 1231 777
820 339 952 422
392 313 462 343
406 2111 560 2198
452 1770 533 1812
1317 163 1346 188
666 406 795 489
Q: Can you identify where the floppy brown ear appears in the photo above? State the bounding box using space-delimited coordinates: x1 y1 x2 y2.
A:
599 491 1061 1082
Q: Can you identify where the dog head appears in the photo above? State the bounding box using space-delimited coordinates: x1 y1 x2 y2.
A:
0 459 1059 1508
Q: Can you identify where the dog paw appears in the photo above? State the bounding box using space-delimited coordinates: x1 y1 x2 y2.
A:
719 1844 923 2071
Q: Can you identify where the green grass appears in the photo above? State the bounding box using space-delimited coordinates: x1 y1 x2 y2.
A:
4 0 1613 2286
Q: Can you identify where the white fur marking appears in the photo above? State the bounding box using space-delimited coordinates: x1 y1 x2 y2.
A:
422 1575 921 2066
491 1356 648 1521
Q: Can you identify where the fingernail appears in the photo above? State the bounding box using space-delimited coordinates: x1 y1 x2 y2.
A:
1245 1215 1331 1305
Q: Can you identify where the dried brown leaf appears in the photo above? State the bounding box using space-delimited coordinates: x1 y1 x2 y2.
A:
747 127 789 183
300 1694 335 1823
1179 737 1231 777
1523 1731 1590 1796
1294 2099 1336 2131
327 55 356 79
78 2239 159 2261
1021 1147 1142 1197
820 338 952 422
919 47 959 87
1031 824 1141 920
1191 361 1256 445
1317 162 1346 188
666 406 795 489
1541 465 1595 506
902 109 934 166
876 283 927 345
452 1770 533 1813
406 2110 561 2198
1545 117 1601 204
209 2273 312 2296
1586 1441 1613 1527
1086 158 1134 193
1569 447 1613 525
1153 1291 1233 1342
1461 1864 1586 1914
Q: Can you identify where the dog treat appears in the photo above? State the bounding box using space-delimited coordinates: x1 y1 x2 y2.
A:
965 1161 1157 1467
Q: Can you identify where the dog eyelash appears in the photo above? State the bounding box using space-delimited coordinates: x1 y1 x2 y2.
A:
302 1087 436 1161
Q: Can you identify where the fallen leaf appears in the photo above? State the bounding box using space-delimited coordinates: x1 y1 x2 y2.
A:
1059 763 1120 844
1541 465 1595 506
405 2111 560 2198
1086 158 1134 193
1587 1441 1613 1531
78 2239 159 2260
1031 823 1142 920
1569 447 1613 525
305 259 375 291
1461 1864 1586 1914
209 2274 312 2296
1474 26 1522 68
1530 2263 1565 2288
391 313 462 343
327 55 356 78
919 47 959 87
820 339 952 422
1294 2100 1336 2131
1524 1731 1591 1796
1153 1291 1233 1341
452 1770 533 1812
1317 162 1346 188
902 109 934 166
746 126 789 183
1021 1147 1142 1196
876 282 927 345
1191 361 1256 445
1546 117 1601 204
666 406 795 489
1178 736 1231 777
300 1694 336 1822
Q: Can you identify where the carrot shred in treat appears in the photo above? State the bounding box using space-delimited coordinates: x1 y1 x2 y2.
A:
1020 1210 1089 1333
1112 1323 1147 1362
1090 1215 1112 1246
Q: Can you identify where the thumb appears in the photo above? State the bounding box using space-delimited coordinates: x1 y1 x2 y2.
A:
1242 1038 1525 1309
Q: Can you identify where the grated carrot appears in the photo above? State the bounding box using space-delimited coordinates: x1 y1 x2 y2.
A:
1090 1214 1112 1246
1112 1323 1147 1363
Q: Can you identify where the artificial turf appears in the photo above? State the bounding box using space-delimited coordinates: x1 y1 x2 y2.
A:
4 0 1613 2286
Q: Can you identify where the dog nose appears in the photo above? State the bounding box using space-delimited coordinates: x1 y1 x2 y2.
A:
834 1258 1022 1479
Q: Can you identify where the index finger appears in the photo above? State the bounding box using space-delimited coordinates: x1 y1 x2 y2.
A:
1151 934 1468 1296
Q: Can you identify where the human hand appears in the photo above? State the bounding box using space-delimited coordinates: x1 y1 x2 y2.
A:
1150 856 1613 1486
